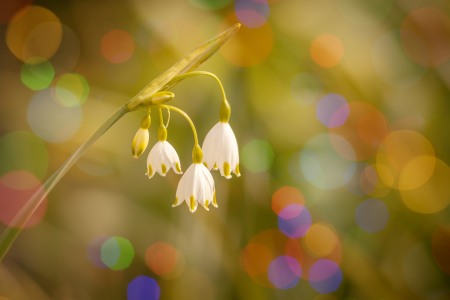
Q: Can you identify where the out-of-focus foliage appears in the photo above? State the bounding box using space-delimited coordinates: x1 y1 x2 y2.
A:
0 0 450 299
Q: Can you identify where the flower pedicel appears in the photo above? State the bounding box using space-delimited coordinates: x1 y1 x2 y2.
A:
132 71 240 212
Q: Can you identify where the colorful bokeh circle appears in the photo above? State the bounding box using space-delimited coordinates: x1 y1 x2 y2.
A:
127 276 161 300
242 229 303 288
101 30 135 64
431 225 450 275
308 259 343 294
145 242 178 275
219 13 274 67
330 102 388 161
21 58 54 90
376 130 435 190
6 5 62 64
400 158 450 214
0 171 47 228
304 223 338 257
278 204 312 238
316 93 349 128
234 0 270 29
401 7 450 67
54 73 90 107
271 186 305 215
268 255 301 289
100 236 135 270
87 235 110 269
311 34 344 68
27 89 83 143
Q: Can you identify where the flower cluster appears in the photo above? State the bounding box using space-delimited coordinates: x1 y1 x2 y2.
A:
131 74 240 213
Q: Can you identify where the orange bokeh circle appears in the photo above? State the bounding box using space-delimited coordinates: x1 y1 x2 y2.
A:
401 7 450 67
0 171 47 228
101 30 135 64
271 186 305 215
311 34 344 68
145 242 178 275
219 13 274 67
431 225 450 275
329 102 388 161
6 5 62 64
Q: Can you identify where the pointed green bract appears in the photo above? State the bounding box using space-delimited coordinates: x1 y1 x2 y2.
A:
127 23 241 111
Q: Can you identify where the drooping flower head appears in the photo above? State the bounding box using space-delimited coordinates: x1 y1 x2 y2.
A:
202 100 240 178
130 70 241 212
174 145 217 213
132 113 151 158
146 124 182 178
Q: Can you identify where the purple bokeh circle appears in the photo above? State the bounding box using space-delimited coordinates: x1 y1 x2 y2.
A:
87 235 110 269
316 93 349 128
127 276 161 300
308 259 343 294
278 204 312 238
268 255 302 289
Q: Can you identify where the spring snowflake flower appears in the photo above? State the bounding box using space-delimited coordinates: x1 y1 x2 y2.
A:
146 125 182 178
202 100 240 179
130 70 241 212
173 145 217 213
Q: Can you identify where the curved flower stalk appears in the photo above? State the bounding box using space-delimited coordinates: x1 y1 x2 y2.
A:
0 23 241 262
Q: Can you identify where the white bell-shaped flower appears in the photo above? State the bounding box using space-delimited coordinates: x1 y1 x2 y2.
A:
202 122 240 179
173 146 217 213
146 125 182 178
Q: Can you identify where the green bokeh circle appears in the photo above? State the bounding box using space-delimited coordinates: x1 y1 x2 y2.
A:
20 58 55 91
100 236 134 270
55 73 90 107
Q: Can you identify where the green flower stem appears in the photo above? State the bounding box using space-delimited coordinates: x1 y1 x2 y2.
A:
0 23 240 263
0 105 128 262
159 104 198 146
158 108 164 126
167 71 227 103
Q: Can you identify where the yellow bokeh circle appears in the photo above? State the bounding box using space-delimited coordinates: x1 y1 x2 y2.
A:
303 223 338 258
6 6 62 64
400 158 450 214
376 130 435 190
219 13 274 67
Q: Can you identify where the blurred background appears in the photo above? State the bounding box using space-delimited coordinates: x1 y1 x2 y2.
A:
0 0 450 299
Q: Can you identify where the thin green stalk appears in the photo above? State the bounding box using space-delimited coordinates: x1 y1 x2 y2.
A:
0 22 240 262
159 104 199 146
0 105 128 261
167 71 227 102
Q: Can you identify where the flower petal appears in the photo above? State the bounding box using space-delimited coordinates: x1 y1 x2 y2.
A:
162 141 183 174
